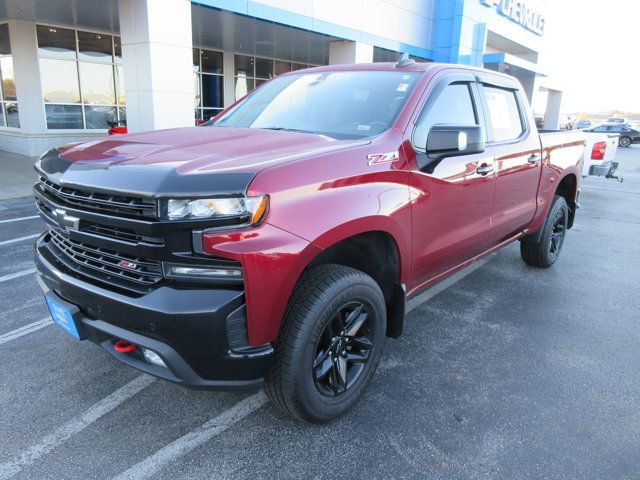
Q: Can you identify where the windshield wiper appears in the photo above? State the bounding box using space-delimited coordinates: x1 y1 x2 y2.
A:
261 127 314 134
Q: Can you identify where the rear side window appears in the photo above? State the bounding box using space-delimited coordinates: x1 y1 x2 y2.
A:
413 83 477 149
484 86 524 142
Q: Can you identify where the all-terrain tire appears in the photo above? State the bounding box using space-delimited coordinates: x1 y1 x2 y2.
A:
265 264 386 423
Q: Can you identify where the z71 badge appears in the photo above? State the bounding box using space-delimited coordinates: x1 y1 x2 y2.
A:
367 151 399 166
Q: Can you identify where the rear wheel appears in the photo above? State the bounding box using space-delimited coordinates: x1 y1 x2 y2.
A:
520 195 568 268
265 264 386 423
619 136 631 147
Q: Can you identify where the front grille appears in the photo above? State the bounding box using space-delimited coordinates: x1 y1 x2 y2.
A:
49 229 163 292
82 224 163 245
36 199 163 246
37 176 158 219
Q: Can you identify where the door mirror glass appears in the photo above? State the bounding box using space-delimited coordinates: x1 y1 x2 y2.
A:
426 124 485 159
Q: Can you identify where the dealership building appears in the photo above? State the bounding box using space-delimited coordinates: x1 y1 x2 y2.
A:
0 0 559 156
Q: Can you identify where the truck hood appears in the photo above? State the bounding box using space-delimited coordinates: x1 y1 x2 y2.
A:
36 127 369 197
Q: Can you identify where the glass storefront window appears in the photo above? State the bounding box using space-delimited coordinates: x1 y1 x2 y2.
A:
194 48 224 121
80 62 116 104
84 105 117 129
275 60 292 75
78 31 113 63
202 74 223 109
235 55 254 77
1 56 16 100
1 23 19 128
45 104 83 129
38 24 125 129
255 57 273 79
0 24 9 56
232 55 313 100
5 103 19 127
114 37 122 63
115 65 125 105
201 50 223 74
40 58 81 103
37 25 77 60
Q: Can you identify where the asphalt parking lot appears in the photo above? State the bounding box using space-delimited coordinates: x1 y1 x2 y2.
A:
1 148 639 480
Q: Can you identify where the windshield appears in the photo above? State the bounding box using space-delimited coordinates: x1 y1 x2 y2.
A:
213 70 422 139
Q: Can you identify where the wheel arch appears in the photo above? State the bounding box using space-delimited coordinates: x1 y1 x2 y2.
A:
554 173 577 229
306 228 407 339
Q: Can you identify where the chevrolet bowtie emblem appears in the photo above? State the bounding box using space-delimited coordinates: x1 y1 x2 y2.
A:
54 208 80 233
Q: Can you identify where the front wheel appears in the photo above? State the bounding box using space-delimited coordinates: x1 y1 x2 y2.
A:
265 264 386 423
520 195 569 268
619 136 631 147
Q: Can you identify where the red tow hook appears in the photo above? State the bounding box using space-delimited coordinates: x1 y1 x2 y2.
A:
114 339 137 353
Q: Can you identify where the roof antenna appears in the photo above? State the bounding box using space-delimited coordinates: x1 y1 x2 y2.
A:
395 53 415 68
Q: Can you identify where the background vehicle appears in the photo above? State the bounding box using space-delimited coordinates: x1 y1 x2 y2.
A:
582 131 620 179
34 62 584 423
106 120 128 135
606 117 627 124
587 123 640 147
575 119 592 129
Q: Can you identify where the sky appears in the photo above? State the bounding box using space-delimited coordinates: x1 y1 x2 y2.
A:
539 0 640 114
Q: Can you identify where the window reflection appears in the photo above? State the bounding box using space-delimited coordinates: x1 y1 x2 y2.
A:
80 62 116 104
40 58 81 103
0 24 19 128
45 104 83 129
84 105 117 129
194 48 223 121
38 24 125 130
37 26 77 60
78 31 113 63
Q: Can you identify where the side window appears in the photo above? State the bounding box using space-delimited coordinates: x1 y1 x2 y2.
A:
483 86 524 142
413 83 477 150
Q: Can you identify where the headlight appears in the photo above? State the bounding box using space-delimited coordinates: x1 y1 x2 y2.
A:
165 195 268 225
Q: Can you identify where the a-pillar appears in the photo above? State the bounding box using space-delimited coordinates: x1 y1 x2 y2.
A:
118 0 194 132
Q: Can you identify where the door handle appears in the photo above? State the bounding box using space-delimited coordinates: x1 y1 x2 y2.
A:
476 164 494 175
527 154 541 164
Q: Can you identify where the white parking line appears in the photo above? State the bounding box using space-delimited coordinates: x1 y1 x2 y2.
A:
0 233 41 247
0 375 155 480
111 391 268 480
0 215 39 224
0 317 52 346
0 267 37 284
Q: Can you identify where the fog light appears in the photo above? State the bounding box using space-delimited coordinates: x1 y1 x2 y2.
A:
142 348 166 368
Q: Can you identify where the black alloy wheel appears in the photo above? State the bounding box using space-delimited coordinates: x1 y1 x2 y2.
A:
265 264 386 423
619 136 631 147
548 207 566 260
312 302 373 397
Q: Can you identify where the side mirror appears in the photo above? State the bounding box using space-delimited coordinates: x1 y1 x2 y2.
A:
426 124 485 159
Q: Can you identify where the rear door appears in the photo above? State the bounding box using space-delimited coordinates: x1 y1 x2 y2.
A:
478 76 542 245
407 72 497 290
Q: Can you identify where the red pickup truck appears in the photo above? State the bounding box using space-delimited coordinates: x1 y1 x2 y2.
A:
34 61 585 423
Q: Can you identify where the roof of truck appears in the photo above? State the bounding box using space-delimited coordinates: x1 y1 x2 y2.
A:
293 61 518 83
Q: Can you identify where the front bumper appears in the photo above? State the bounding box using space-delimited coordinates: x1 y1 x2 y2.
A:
36 233 273 391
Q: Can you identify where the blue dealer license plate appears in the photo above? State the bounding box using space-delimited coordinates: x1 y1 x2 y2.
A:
46 296 81 340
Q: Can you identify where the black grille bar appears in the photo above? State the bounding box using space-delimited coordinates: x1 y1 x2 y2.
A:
49 229 162 289
38 176 158 219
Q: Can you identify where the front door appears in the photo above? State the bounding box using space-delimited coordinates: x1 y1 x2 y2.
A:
407 76 496 292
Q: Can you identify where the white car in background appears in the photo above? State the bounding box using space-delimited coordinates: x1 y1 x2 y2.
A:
582 131 621 181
